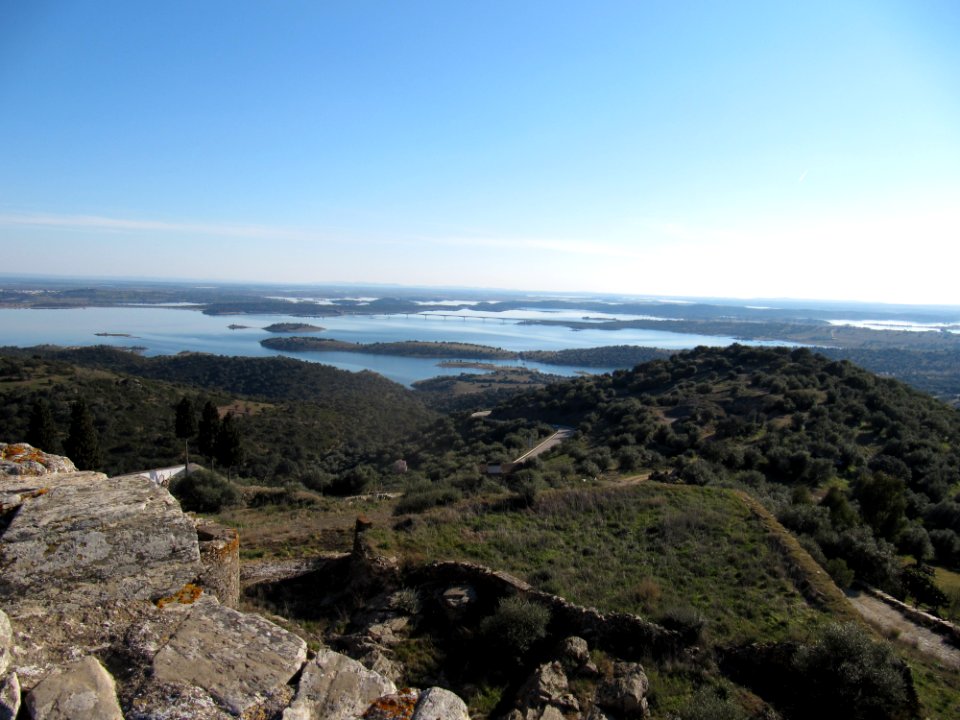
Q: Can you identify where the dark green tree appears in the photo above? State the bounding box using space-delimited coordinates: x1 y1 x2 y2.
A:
853 472 906 541
64 399 103 471
902 563 948 612
197 401 220 462
174 397 198 472
26 398 59 453
214 412 243 474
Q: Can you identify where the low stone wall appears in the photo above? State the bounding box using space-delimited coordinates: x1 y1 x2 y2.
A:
411 560 682 659
861 585 960 646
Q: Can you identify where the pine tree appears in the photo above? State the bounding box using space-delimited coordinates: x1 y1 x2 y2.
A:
26 398 59 453
64 399 103 471
197 401 221 462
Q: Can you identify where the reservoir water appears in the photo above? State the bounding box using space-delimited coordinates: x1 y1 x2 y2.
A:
0 306 781 386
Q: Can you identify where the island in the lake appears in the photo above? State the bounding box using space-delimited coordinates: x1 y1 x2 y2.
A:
262 322 325 333
227 324 251 330
94 332 136 338
261 337 515 359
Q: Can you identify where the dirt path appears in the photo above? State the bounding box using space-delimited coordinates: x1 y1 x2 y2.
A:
848 591 960 669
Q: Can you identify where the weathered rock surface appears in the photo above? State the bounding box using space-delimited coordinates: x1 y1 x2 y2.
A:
152 595 307 716
362 687 419 720
0 672 19 720
25 655 123 720
283 648 396 720
558 636 590 671
595 662 649 717
0 609 11 676
0 470 201 606
412 687 470 720
125 680 235 720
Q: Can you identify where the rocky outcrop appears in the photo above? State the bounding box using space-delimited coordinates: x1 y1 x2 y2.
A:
0 445 472 719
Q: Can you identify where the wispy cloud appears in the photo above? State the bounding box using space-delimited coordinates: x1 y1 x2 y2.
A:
0 212 311 240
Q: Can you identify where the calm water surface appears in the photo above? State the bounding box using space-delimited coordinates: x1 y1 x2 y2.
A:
0 306 779 386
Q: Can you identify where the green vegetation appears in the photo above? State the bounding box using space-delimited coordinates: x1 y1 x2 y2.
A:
0 348 435 479
520 345 672 367
5 340 960 716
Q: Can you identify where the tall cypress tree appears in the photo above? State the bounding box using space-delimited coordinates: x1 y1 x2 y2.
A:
26 398 59 453
174 396 198 472
197 400 221 463
215 412 244 474
64 399 103 471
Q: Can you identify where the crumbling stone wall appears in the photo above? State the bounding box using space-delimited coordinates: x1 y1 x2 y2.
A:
410 560 682 659
195 521 241 608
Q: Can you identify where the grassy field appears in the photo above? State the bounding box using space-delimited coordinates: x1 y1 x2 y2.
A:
371 482 837 646
215 481 960 717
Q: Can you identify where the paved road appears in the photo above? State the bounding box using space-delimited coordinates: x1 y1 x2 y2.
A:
512 427 574 464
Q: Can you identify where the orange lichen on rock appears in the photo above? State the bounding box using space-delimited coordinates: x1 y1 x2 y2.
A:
155 583 204 609
362 688 419 720
1 443 45 465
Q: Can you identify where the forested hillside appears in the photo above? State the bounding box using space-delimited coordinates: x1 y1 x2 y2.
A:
376 345 960 601
0 348 436 479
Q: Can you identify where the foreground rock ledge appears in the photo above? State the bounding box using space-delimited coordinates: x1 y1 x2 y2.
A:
1 445 473 718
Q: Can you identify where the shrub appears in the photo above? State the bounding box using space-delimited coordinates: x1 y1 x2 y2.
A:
394 485 461 515
479 596 550 659
825 558 855 589
677 688 747 720
658 605 707 644
792 622 912 720
170 469 240 513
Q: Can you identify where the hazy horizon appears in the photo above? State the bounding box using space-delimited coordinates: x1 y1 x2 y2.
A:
2 2 958 305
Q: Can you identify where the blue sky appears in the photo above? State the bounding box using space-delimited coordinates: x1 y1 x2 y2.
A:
1 1 958 303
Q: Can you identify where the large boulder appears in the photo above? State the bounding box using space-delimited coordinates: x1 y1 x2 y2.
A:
412 687 470 720
24 656 123 720
518 662 579 713
283 648 396 720
595 662 649 718
152 595 307 716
